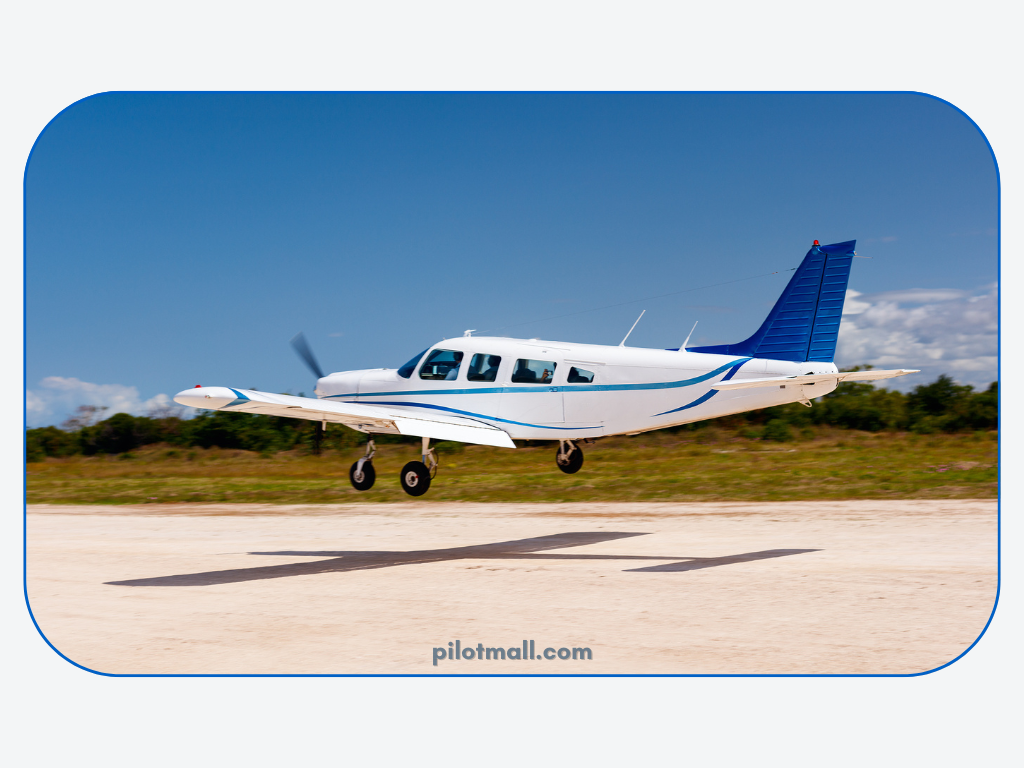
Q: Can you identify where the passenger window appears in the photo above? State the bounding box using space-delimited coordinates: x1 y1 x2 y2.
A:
511 359 556 384
397 348 428 379
567 367 595 383
419 349 464 380
467 354 502 382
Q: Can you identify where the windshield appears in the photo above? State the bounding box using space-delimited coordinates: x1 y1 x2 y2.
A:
397 348 428 379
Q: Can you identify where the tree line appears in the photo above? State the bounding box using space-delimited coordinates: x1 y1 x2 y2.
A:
25 373 997 461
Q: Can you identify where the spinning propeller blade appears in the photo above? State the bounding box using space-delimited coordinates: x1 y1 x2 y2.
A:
290 332 326 380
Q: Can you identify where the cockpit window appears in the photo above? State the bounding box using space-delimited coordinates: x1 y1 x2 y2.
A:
511 359 556 384
467 354 502 382
397 349 428 379
567 367 595 383
419 349 464 381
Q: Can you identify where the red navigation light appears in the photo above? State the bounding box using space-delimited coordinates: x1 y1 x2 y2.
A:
813 240 820 246
194 384 202 388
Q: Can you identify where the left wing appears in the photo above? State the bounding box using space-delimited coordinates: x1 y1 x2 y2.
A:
711 368 919 391
174 387 516 448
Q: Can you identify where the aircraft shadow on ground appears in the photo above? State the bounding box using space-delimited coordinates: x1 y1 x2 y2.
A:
106 531 820 588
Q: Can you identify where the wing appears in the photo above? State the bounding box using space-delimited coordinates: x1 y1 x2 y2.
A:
711 368 920 391
174 387 516 448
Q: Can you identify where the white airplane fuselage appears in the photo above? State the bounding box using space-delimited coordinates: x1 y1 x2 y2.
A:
315 337 839 441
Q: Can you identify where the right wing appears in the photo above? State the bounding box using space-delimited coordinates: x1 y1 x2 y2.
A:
174 387 516 448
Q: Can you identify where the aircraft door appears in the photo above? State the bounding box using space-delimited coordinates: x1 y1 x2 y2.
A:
562 365 604 424
498 358 564 425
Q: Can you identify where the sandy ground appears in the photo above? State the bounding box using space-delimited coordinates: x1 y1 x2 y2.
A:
25 500 997 675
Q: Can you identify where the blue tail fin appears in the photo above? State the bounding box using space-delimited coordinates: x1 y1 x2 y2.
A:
688 240 856 363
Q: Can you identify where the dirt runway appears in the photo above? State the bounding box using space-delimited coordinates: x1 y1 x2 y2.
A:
26 500 997 675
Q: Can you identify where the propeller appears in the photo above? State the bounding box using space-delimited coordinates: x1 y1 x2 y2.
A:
290 332 326 456
290 332 326 380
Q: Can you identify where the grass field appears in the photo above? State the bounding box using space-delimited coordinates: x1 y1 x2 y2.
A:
25 428 998 504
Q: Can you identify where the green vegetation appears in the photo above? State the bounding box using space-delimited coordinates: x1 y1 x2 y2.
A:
25 374 998 504
25 429 996 504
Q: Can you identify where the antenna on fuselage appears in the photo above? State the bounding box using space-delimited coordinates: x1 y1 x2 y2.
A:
680 320 698 351
619 310 646 347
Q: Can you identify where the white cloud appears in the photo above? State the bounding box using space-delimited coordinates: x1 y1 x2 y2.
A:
26 377 193 427
856 288 967 304
837 284 997 391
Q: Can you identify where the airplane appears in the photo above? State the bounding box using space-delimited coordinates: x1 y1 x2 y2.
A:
174 239 918 497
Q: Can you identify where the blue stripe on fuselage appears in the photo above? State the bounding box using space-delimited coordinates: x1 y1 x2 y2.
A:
325 358 752 400
651 359 748 416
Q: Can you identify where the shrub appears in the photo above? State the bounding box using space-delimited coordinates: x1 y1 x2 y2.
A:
762 419 793 442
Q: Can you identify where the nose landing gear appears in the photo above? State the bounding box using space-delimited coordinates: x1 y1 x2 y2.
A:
349 438 377 491
400 436 438 497
556 439 584 474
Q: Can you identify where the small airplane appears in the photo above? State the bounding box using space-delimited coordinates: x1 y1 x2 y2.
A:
175 240 917 496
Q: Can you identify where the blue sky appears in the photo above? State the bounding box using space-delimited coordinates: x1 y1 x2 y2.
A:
25 93 998 427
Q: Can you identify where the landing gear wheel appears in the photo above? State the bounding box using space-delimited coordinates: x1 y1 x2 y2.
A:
556 443 584 474
400 461 432 496
349 460 376 491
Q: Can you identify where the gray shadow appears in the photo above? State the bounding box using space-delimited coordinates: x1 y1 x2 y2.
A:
106 531 820 587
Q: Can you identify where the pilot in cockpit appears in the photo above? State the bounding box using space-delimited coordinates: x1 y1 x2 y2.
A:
444 351 464 380
483 355 501 380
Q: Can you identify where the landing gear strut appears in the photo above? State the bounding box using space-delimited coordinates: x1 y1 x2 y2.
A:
400 436 437 497
349 439 376 491
556 439 584 474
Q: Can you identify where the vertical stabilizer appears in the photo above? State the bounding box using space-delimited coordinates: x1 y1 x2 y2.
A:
688 240 856 363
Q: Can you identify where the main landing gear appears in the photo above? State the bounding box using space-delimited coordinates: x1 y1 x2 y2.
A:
349 439 376 491
400 437 437 497
555 439 584 474
349 436 439 497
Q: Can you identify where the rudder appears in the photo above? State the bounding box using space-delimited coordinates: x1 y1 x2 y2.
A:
688 240 856 363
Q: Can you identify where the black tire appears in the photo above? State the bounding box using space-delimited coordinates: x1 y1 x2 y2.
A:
349 460 376 491
556 445 584 474
400 461 432 496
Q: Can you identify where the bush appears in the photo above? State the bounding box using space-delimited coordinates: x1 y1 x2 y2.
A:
26 425 78 460
762 419 793 442
906 375 976 432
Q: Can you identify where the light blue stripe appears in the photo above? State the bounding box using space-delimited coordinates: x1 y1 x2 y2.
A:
326 358 751 400
223 388 252 408
342 401 601 431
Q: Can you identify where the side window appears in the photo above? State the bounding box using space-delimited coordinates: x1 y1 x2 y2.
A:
419 349 464 381
397 349 428 379
511 358 556 384
567 367 595 383
467 353 502 382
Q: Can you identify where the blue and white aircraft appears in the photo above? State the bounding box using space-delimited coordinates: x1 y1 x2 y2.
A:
175 240 917 496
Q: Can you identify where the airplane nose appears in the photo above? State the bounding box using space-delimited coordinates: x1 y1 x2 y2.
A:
173 386 238 409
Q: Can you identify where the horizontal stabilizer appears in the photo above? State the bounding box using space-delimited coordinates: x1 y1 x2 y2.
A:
711 369 919 391
174 387 516 448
